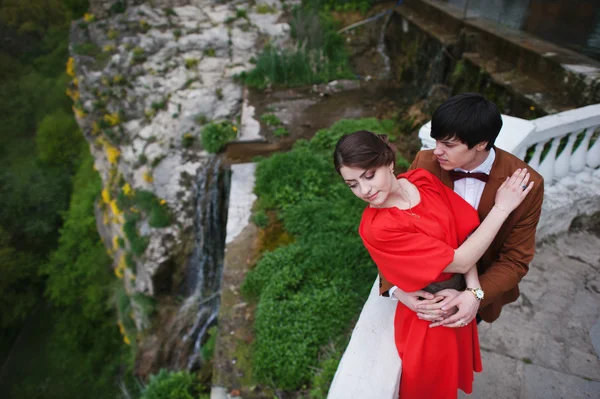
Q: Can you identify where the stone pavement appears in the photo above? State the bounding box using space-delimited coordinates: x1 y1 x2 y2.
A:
460 230 600 399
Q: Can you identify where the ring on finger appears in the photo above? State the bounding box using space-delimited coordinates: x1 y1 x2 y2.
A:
521 184 528 190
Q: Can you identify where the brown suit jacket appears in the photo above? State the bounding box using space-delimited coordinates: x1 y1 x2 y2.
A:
379 147 544 323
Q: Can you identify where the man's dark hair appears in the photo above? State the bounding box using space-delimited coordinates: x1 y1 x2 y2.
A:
430 93 502 150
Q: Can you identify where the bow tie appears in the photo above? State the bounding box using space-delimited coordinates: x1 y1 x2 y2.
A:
448 170 489 183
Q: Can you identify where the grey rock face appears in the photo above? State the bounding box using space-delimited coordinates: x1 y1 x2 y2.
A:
71 0 289 296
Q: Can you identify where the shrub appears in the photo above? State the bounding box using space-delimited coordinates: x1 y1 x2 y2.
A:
260 113 281 126
200 121 237 153
123 213 149 256
244 118 397 390
252 210 269 228
273 127 289 137
141 369 206 399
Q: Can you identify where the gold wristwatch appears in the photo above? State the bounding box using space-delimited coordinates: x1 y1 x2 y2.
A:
466 287 484 301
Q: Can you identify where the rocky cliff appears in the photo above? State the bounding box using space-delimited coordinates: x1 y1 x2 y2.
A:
69 0 290 376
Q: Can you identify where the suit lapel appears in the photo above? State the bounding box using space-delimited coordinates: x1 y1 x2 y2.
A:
478 148 506 220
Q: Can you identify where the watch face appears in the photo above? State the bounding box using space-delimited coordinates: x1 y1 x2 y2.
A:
475 289 484 299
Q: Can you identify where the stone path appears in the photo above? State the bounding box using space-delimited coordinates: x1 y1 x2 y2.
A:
460 231 600 399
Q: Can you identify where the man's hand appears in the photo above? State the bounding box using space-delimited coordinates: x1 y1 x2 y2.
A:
393 289 440 314
414 289 461 322
429 290 479 328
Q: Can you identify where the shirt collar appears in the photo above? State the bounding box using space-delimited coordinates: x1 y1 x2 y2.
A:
454 147 496 175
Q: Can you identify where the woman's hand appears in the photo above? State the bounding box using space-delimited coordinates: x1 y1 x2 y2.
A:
393 289 439 314
494 168 534 213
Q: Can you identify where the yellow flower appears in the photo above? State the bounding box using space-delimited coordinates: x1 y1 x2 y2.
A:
529 106 535 111
109 199 122 217
103 44 115 53
118 321 125 335
122 183 133 197
102 212 110 225
66 88 80 101
114 266 124 278
184 133 192 139
72 77 79 86
143 171 154 183
112 235 120 249
159 199 166 205
66 57 75 77
106 145 121 164
123 335 131 345
232 126 238 132
101 187 111 203
73 105 86 118
83 13 95 23
103 112 121 126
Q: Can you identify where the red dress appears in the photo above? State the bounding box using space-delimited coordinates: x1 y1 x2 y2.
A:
359 168 482 399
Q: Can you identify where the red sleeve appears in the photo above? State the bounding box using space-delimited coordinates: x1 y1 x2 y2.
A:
359 217 455 292
410 168 480 243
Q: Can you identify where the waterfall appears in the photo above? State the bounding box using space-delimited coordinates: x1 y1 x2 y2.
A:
376 11 393 79
179 155 230 371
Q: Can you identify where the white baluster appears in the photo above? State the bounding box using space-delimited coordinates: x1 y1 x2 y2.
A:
515 147 527 161
538 138 562 182
586 126 600 169
527 142 545 171
554 133 576 179
571 127 594 172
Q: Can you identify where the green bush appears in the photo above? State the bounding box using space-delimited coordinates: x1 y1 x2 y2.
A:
251 209 269 228
200 121 237 153
260 113 281 126
141 369 206 399
124 213 149 256
273 127 289 137
244 118 400 391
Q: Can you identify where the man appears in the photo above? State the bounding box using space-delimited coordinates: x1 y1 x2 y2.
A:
380 93 544 326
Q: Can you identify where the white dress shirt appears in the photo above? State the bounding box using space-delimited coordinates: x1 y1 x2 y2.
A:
388 149 496 300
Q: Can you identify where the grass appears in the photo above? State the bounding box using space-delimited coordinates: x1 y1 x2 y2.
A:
237 5 354 89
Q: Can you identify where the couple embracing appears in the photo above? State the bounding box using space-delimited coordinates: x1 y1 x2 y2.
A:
333 93 545 398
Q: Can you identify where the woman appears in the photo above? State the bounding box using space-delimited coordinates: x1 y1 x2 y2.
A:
333 130 533 398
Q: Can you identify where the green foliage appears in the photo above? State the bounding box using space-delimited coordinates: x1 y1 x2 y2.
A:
0 226 40 328
203 48 216 57
254 146 335 210
185 58 198 69
73 42 102 57
244 118 389 390
309 344 345 399
124 213 149 256
273 127 289 137
200 121 237 153
201 326 218 362
260 113 281 126
36 109 85 170
252 210 269 228
235 8 247 18
131 47 146 64
0 158 73 254
141 369 206 399
256 3 277 14
304 0 373 13
119 189 172 229
38 152 128 397
238 5 353 89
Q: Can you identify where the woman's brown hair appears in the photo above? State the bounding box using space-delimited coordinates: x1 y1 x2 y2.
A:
333 130 397 174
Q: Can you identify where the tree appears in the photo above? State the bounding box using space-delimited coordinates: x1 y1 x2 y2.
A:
0 226 40 328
